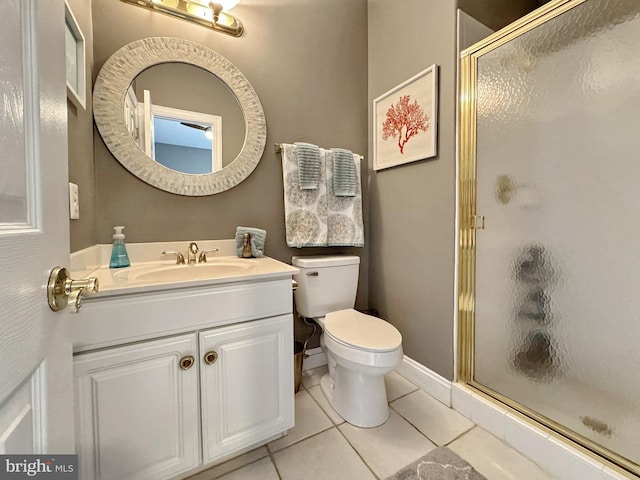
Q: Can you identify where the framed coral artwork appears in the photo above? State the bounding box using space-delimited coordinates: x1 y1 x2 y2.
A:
373 65 439 170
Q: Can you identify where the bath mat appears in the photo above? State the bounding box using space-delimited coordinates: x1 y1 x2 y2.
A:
386 447 487 480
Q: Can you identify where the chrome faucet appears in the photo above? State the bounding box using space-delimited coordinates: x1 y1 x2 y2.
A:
187 242 199 264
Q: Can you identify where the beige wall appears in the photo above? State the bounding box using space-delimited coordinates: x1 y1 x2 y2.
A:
367 1 540 380
90 0 369 311
367 0 458 379
67 0 96 252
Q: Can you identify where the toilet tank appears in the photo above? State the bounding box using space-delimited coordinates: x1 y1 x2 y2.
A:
292 255 360 318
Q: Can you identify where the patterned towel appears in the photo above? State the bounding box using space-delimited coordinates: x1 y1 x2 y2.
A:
331 148 357 197
235 226 266 257
282 144 328 247
294 142 321 190
282 144 364 248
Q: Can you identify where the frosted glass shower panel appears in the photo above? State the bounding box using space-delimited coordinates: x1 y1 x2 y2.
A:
0 0 28 225
473 0 640 467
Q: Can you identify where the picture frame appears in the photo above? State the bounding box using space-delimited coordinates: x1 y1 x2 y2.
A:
373 64 439 171
65 0 86 110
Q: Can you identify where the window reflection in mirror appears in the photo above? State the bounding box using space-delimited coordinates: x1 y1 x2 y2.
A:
153 115 220 174
123 62 245 175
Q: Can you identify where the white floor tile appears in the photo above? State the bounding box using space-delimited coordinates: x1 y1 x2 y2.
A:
306 384 345 425
391 390 474 446
267 389 332 452
385 371 418 402
338 409 436 479
186 447 269 479
216 457 279 480
449 427 555 480
301 365 328 389
273 428 375 480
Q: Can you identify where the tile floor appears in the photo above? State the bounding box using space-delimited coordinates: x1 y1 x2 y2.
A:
188 367 556 480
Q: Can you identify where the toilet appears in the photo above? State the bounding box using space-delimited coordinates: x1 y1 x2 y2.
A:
292 255 403 428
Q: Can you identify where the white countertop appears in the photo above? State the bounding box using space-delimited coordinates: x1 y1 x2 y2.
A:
84 256 299 298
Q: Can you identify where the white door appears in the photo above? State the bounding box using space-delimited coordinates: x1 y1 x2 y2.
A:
0 0 74 453
143 89 154 158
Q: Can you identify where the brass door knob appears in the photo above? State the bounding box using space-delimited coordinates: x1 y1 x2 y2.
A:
203 351 218 365
47 267 99 313
179 355 195 370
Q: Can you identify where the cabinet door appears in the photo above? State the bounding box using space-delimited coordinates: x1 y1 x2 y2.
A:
74 335 200 480
200 315 294 465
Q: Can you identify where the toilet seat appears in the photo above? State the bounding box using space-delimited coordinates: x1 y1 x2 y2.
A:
324 309 402 352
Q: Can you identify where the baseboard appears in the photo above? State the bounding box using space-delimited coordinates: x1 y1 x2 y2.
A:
302 347 327 371
395 356 452 407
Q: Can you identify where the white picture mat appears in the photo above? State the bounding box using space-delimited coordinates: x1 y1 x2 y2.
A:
373 64 438 171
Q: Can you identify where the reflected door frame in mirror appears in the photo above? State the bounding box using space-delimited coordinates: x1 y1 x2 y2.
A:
93 37 266 196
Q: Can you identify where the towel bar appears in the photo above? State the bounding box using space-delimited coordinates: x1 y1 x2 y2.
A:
274 143 365 160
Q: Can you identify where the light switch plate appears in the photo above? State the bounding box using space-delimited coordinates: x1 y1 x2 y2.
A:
69 182 79 219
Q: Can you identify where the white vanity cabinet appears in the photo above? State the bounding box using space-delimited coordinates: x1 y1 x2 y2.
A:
71 267 297 480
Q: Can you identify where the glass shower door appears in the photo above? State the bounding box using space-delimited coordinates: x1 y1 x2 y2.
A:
462 0 640 473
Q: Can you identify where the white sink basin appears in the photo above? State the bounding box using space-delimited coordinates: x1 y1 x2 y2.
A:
113 260 255 283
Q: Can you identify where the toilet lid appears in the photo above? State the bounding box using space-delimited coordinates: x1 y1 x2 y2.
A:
324 309 402 352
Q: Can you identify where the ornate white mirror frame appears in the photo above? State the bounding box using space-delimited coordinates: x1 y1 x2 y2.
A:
93 37 266 196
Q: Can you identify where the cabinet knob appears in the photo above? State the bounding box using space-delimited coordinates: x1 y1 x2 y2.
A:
204 351 218 365
179 355 195 370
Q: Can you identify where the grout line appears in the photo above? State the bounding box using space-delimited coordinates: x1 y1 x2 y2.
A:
388 403 442 448
267 424 335 456
387 387 419 404
443 424 477 447
304 383 345 426
334 424 381 480
207 452 270 479
267 452 283 480
389 389 478 449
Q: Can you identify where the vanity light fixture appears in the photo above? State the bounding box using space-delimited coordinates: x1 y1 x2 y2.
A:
121 0 244 37
180 122 214 139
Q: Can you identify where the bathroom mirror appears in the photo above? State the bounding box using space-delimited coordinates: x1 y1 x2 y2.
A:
94 37 266 196
126 63 246 174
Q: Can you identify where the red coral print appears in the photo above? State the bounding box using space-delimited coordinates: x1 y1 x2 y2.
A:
381 95 430 154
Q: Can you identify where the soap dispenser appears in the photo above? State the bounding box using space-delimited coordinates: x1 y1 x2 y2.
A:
109 226 130 268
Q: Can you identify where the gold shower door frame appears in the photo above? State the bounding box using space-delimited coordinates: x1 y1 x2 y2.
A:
458 0 638 476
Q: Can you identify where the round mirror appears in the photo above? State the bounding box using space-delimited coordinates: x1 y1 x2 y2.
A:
94 37 266 196
127 63 246 174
